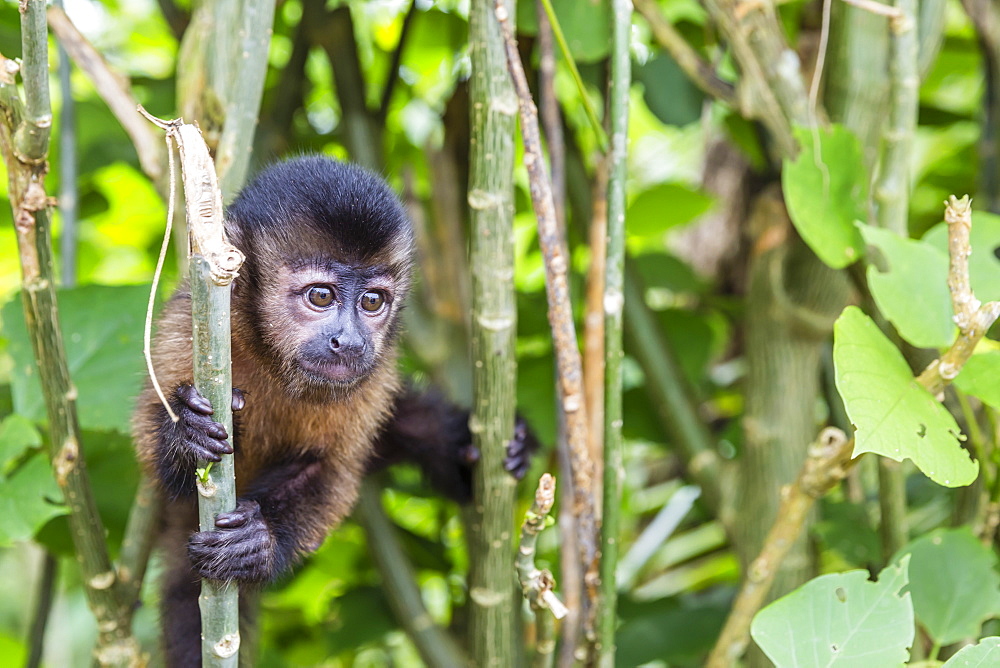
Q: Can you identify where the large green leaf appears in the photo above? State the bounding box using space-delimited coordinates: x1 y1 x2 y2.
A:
896 528 1000 646
3 284 150 434
923 211 1000 302
750 558 913 668
783 125 867 269
954 351 1000 409
833 306 978 487
0 452 66 546
859 225 953 348
943 637 1000 666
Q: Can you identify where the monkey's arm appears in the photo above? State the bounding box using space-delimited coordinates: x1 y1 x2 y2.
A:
368 388 536 502
187 451 345 582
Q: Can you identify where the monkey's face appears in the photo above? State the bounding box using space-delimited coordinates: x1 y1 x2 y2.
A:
249 259 405 399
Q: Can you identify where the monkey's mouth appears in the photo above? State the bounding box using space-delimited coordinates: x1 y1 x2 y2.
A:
298 356 368 384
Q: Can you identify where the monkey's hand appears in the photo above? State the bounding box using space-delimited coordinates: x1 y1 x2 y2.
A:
502 417 537 481
187 499 281 583
171 385 238 463
152 385 245 498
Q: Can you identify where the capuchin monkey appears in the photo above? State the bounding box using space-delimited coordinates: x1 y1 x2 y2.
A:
133 156 533 667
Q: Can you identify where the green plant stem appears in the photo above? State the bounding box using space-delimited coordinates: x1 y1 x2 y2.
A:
1 9 141 664
355 482 469 668
466 1 520 664
190 254 240 667
873 0 919 236
117 474 159 608
536 0 608 151
598 0 631 663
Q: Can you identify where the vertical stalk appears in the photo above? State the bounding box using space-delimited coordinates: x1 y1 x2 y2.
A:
1 4 140 665
190 254 240 666
598 0 631 663
466 0 519 665
872 0 919 560
54 0 77 287
873 1 918 236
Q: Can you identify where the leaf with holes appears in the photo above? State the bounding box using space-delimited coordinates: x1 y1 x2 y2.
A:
896 528 1000 646
859 225 954 348
833 306 978 487
943 637 1000 666
750 557 913 667
783 125 867 269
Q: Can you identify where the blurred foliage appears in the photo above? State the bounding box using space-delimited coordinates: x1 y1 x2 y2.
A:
0 0 997 665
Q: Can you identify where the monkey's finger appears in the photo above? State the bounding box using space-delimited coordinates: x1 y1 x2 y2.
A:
176 384 214 415
215 499 261 528
184 411 229 440
232 388 247 412
183 427 233 459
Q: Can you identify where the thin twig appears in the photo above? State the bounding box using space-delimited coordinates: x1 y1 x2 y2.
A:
840 0 904 19
494 0 599 641
518 474 569 620
632 0 737 106
376 0 418 125
535 0 608 151
47 7 165 183
707 428 854 667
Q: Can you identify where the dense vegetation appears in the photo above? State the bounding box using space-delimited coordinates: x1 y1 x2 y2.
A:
1 0 1000 666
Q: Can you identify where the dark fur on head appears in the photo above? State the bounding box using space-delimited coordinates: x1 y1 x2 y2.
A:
224 156 414 401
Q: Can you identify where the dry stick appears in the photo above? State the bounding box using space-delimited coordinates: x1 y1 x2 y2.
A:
518 473 569 668
47 6 165 184
632 0 737 106
707 195 1000 666
494 0 599 642
707 428 855 668
140 109 246 667
1 8 142 665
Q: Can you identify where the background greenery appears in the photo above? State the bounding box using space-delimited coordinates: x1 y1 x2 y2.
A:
0 0 998 665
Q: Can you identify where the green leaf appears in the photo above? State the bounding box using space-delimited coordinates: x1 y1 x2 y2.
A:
626 183 714 239
783 125 867 268
954 351 1000 409
943 637 1000 666
859 225 953 348
833 306 978 487
896 528 1000 646
0 452 67 546
3 284 150 433
0 413 41 473
750 557 914 668
923 212 1000 302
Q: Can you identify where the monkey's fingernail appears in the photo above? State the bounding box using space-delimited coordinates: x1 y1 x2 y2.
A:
232 389 246 412
503 458 520 472
208 424 228 439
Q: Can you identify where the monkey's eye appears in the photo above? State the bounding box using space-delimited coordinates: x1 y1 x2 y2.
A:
359 290 386 313
307 285 336 308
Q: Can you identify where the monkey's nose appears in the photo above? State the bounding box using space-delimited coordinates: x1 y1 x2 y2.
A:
329 335 366 358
